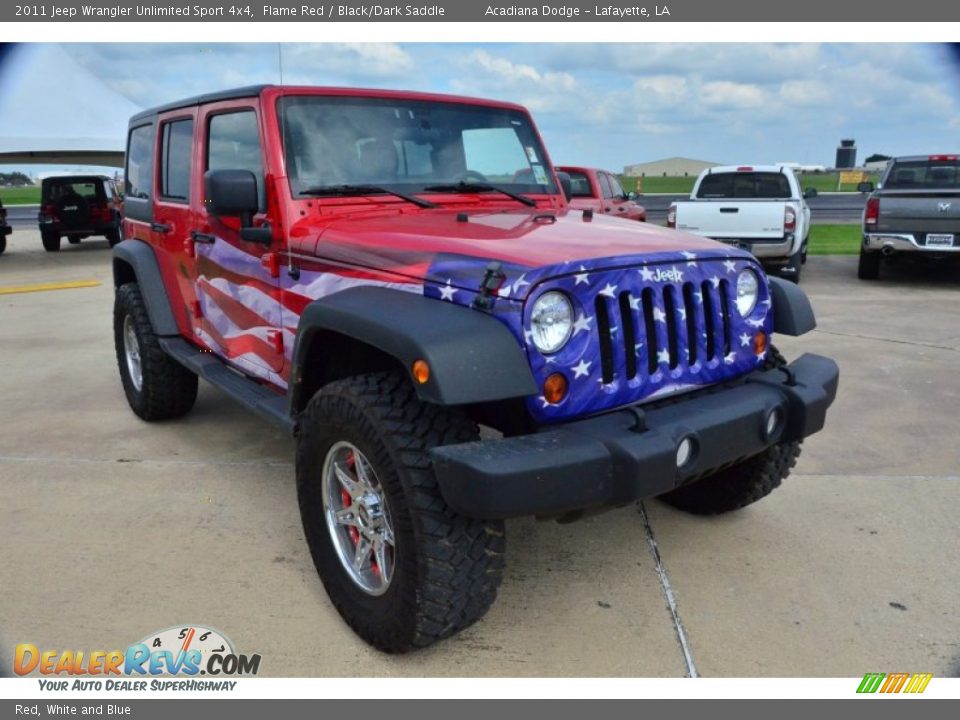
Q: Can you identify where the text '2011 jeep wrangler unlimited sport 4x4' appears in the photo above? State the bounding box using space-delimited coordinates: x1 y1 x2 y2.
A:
113 85 839 653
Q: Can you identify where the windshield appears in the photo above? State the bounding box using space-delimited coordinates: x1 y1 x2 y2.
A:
277 95 557 198
885 161 960 189
696 172 792 199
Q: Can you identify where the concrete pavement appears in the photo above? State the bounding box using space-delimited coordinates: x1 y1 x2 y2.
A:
0 229 957 677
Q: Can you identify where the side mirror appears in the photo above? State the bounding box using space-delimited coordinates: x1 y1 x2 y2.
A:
205 169 258 219
627 191 639 201
555 171 573 202
857 181 874 193
204 169 271 243
803 187 818 199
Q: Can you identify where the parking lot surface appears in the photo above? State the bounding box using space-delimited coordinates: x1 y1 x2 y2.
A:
1 229 958 677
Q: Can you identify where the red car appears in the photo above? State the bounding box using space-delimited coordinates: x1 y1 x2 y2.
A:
556 165 647 221
112 84 837 653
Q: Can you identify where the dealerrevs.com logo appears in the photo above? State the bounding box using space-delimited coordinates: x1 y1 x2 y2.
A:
14 625 261 690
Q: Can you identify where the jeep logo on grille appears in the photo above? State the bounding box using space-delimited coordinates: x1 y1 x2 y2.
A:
64 205 78 211
938 202 952 212
642 266 684 283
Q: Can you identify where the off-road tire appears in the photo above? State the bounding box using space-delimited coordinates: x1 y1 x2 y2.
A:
297 371 506 653
106 217 122 247
0 236 6 255
658 343 800 514
658 441 801 515
113 283 198 420
780 249 802 283
858 248 881 280
41 231 60 252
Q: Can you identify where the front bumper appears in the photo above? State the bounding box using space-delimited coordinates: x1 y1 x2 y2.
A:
1 223 10 236
864 232 960 253
432 353 839 519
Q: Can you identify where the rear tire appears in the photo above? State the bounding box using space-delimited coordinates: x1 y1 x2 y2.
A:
297 371 505 653
858 248 881 280
113 283 198 421
41 231 61 252
779 249 802 283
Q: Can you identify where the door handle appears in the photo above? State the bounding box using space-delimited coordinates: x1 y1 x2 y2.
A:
719 208 739 214
190 230 216 244
150 222 172 233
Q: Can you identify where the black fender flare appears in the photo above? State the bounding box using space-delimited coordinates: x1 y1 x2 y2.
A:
768 276 816 336
111 240 179 336
289 286 538 410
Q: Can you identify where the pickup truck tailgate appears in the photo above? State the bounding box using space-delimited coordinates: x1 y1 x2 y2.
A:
676 201 786 239
876 191 960 234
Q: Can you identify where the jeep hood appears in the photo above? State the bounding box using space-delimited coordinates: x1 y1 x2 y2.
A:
292 208 750 298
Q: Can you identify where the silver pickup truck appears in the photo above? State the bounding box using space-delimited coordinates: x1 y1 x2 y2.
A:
859 154 960 279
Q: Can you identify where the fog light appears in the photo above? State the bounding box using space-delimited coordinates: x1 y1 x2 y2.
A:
765 409 781 438
676 436 696 469
753 331 767 356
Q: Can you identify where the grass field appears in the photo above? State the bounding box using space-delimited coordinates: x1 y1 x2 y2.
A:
807 224 861 255
621 172 880 195
0 187 41 205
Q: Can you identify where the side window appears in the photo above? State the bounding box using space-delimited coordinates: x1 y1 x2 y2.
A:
160 118 193 202
207 110 264 210
608 174 626 199
125 124 154 200
598 173 615 199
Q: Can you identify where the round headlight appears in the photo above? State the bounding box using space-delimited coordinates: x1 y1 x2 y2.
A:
530 291 574 354
735 269 759 316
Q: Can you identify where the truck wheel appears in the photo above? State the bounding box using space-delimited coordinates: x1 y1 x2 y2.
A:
113 283 198 421
0 236 5 255
106 217 122 247
297 371 506 653
858 248 881 280
779 249 802 283
41 231 61 252
658 441 801 515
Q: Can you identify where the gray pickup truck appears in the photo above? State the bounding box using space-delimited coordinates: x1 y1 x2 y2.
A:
859 154 960 279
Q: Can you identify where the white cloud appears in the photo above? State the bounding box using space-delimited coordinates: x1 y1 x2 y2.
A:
700 81 766 109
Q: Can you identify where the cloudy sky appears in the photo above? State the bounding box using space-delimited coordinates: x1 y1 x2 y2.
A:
3 42 960 174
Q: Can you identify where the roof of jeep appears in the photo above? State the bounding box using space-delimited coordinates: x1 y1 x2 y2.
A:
41 174 110 187
128 84 528 125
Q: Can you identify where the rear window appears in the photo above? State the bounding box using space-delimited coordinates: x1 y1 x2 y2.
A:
160 118 193 202
696 172 792 199
126 124 154 200
566 171 593 197
885 161 960 189
45 180 105 203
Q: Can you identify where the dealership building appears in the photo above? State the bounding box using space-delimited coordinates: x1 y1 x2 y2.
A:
623 156 721 177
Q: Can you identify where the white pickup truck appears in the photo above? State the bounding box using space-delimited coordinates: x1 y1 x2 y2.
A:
667 165 817 282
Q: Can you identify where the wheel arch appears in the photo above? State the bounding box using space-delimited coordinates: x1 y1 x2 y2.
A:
111 240 179 336
289 286 538 415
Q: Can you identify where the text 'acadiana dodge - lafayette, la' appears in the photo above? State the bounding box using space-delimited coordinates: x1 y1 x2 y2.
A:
112 83 837 654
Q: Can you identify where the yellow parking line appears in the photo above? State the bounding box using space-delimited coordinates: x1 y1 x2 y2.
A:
0 280 102 295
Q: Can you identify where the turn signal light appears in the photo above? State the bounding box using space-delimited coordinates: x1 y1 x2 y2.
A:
865 197 880 226
543 373 568 404
412 360 430 385
753 331 767 356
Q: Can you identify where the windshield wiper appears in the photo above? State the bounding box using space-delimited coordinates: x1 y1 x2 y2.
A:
423 182 537 207
300 184 437 209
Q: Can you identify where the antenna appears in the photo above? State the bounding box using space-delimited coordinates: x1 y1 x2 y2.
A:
276 44 299 280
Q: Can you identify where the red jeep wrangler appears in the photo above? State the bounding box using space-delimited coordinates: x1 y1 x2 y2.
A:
556 165 647 221
38 175 123 251
113 85 838 652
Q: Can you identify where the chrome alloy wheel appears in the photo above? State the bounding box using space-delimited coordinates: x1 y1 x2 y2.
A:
321 441 396 596
122 314 143 392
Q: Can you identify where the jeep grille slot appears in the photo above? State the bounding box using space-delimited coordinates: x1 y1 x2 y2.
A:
595 295 615 384
718 280 733 357
617 291 638 380
641 287 658 375
682 283 698 366
663 285 680 369
701 281 717 360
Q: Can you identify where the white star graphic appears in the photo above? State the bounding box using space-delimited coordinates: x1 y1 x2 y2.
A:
746 317 765 328
634 342 644 354
677 307 687 320
498 285 511 298
512 274 530 293
439 280 457 301
657 348 671 365
539 396 555 408
572 313 593 335
739 332 752 347
572 359 592 379
574 266 590 286
710 275 721 288
724 352 737 365
693 290 703 304
681 251 697 264
598 283 617 298
761 298 772 308
652 307 667 323
723 259 737 274
628 294 641 310
640 266 655 282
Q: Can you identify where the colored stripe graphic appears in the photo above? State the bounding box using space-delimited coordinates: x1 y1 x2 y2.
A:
857 672 932 694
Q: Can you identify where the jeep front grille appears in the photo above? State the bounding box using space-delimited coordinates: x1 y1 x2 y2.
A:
595 279 733 384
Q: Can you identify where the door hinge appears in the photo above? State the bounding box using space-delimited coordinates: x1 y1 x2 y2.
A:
261 252 280 279
267 329 284 354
